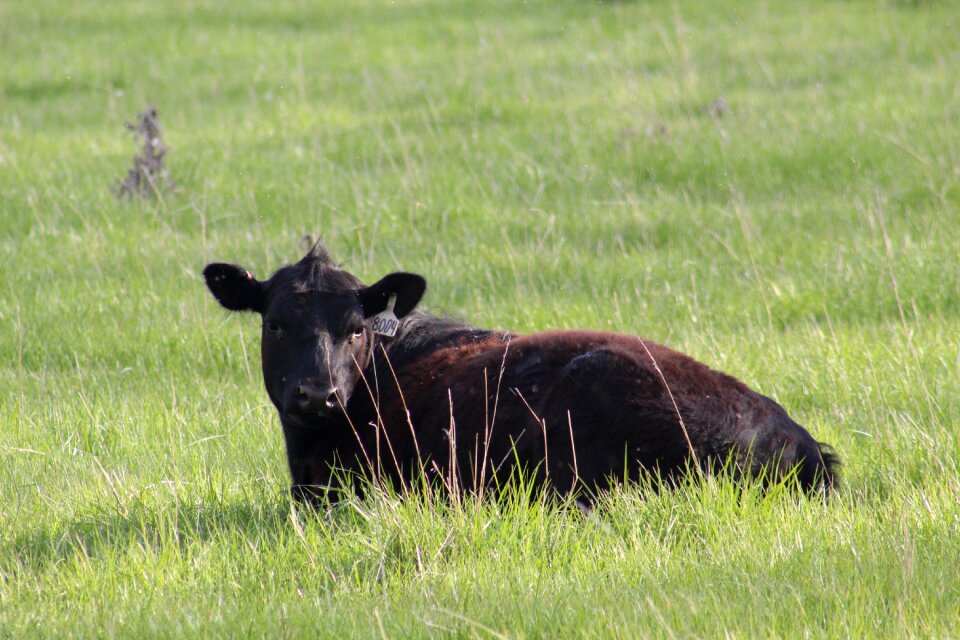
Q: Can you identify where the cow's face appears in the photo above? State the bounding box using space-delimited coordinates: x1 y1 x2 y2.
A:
204 243 425 427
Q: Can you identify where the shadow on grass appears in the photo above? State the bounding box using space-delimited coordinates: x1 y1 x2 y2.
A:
4 459 844 585
4 490 296 577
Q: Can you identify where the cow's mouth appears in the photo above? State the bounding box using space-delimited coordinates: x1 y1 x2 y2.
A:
281 406 343 428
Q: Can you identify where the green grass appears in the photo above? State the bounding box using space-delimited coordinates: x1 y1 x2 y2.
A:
2 0 959 636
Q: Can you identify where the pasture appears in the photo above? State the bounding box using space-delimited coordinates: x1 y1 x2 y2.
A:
2 0 959 636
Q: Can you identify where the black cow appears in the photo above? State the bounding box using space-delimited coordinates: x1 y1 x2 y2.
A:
204 242 838 504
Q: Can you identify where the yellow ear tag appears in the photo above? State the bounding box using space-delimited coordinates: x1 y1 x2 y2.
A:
370 293 399 337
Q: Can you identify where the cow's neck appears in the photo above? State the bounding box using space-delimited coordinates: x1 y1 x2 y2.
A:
370 311 499 374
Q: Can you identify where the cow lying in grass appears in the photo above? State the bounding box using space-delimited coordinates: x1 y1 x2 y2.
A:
204 242 838 505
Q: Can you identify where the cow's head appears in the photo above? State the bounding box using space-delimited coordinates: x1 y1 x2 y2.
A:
203 242 426 427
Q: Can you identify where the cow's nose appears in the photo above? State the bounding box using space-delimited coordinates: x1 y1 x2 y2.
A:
296 380 340 414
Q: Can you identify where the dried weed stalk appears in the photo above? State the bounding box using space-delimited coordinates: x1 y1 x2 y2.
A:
114 106 174 198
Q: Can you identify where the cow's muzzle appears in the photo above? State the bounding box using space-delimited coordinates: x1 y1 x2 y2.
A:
295 379 341 416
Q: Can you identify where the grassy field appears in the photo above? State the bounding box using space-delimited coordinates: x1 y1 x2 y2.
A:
2 0 959 636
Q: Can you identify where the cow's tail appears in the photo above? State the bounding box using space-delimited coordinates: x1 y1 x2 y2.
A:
798 440 840 495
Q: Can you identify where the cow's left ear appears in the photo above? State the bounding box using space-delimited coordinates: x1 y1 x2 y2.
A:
358 272 426 319
203 263 266 313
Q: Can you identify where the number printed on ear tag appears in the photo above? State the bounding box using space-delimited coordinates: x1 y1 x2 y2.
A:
370 293 400 337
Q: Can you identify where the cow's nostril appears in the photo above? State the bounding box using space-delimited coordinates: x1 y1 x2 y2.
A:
325 390 339 409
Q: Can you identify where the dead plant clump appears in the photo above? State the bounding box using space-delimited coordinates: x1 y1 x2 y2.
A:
114 106 175 198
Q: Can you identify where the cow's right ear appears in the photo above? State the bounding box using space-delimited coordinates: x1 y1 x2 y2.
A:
203 263 265 313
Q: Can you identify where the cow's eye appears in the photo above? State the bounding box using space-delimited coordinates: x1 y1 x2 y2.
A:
265 321 282 335
348 327 364 343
